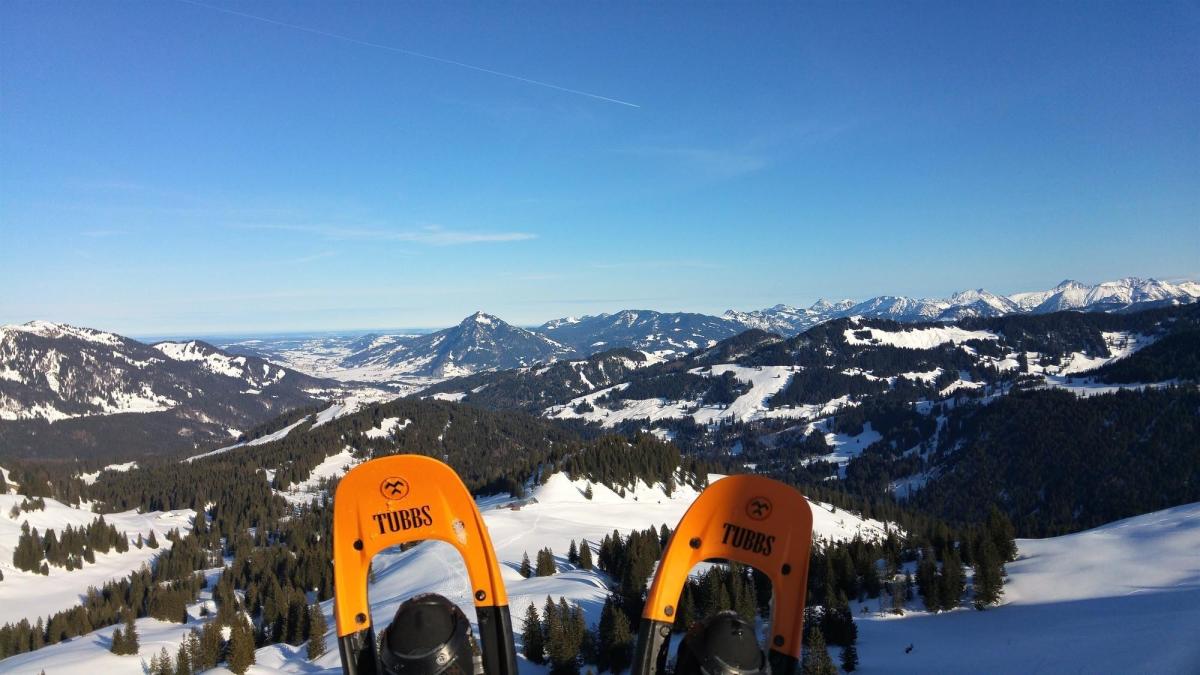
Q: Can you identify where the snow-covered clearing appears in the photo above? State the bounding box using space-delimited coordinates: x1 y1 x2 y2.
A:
275 447 362 506
78 461 138 485
843 325 998 349
799 422 883 476
0 493 195 625
545 365 853 429
362 417 409 439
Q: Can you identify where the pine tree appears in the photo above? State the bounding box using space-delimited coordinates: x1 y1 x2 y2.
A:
917 550 938 611
147 530 160 549
577 541 593 570
154 646 173 675
110 627 125 655
536 548 556 577
938 550 964 611
986 506 1018 562
604 602 633 674
522 602 545 664
972 538 1003 609
227 614 256 674
568 539 579 565
307 605 328 659
519 552 533 578
583 484 594 500
801 626 837 675
840 643 859 673
175 641 192 675
198 621 221 670
122 609 138 654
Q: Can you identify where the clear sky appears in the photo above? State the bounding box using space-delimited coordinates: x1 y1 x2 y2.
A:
1 1 1197 334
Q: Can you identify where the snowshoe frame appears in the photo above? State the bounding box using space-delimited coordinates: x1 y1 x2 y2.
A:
332 454 518 675
632 475 814 675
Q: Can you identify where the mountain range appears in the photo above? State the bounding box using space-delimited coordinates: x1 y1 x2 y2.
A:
0 321 340 459
221 275 1200 381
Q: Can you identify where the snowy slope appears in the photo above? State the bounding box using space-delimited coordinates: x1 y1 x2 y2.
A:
0 493 195 625
545 365 852 429
855 502 1200 674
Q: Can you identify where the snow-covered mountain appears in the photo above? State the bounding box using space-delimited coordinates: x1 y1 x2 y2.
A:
340 312 573 378
1014 277 1200 313
728 277 1199 336
0 321 337 458
539 310 744 357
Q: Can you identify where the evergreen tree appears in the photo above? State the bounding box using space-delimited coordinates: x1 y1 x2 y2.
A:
175 641 192 675
110 627 125 655
227 614 256 674
986 506 1018 562
519 552 533 578
972 538 1003 609
801 626 837 675
154 646 173 675
568 539 579 565
122 609 138 654
937 550 965 611
577 541 593 570
521 602 545 664
147 530 160 549
840 643 859 673
198 622 222 670
536 548 556 577
583 484 594 500
306 605 328 659
602 600 633 674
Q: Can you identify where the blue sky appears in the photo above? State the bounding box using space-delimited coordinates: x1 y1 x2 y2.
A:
1 1 1197 334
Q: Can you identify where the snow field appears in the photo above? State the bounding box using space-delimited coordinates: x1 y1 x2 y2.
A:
0 493 195 625
842 325 998 349
854 503 1200 674
545 365 855 429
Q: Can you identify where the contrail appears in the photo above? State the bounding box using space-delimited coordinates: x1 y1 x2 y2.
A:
172 0 641 108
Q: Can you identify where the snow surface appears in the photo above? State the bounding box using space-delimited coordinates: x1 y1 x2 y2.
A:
153 341 250 379
855 502 1200 674
362 417 410 439
78 462 139 485
182 417 310 463
0 493 195 625
545 365 854 429
275 447 362 506
843 324 998 349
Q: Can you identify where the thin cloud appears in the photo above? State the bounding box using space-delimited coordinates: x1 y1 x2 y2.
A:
237 223 536 246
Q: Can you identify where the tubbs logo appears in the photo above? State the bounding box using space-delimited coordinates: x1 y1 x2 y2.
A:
746 496 772 521
721 522 775 557
380 477 410 501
